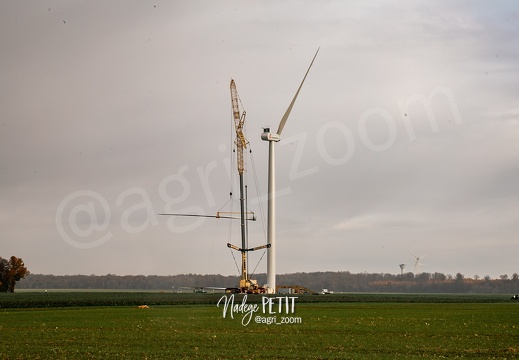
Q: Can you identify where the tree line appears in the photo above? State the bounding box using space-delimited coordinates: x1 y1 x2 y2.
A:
18 271 519 294
0 256 30 292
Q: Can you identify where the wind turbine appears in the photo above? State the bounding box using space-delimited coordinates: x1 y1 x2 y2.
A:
410 251 425 274
261 48 319 294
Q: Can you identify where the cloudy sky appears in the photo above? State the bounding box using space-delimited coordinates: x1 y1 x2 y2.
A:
1 1 518 280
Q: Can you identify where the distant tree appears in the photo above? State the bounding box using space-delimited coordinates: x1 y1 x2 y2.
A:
431 272 447 281
453 273 466 291
14 271 519 294
416 272 431 283
0 258 8 291
500 274 509 280
474 275 480 281
0 256 30 292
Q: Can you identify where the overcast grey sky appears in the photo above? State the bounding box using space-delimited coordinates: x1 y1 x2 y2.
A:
1 1 518 279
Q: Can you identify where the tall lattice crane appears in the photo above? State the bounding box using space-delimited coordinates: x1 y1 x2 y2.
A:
228 79 269 292
160 80 269 294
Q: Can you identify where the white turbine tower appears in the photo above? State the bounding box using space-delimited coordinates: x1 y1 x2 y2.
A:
410 252 425 274
261 48 319 294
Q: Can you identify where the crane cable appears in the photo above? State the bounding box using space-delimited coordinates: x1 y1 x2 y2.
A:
237 83 268 277
249 147 267 239
247 145 269 277
228 91 242 276
229 246 241 276
250 245 268 276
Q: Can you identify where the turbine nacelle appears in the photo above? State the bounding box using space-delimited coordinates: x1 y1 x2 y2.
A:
261 127 281 142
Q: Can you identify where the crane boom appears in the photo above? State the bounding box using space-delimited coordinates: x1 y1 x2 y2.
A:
230 79 247 175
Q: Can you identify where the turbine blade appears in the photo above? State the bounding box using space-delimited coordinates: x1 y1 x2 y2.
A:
276 47 319 135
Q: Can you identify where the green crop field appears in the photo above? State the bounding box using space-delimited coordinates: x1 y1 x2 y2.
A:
1 292 518 359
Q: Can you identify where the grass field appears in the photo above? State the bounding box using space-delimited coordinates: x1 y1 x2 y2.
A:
1 293 518 359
